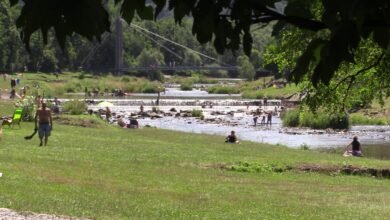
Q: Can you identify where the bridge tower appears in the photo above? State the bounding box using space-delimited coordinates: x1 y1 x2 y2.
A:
114 17 123 75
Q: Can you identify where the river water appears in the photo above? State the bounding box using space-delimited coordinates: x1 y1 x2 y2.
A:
84 88 390 159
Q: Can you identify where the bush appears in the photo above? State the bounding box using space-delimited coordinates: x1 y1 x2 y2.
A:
328 113 350 129
180 82 193 91
299 143 310 150
282 108 350 129
121 76 131 82
15 96 36 121
142 83 160 93
62 100 87 115
191 109 203 117
281 109 300 127
78 73 85 80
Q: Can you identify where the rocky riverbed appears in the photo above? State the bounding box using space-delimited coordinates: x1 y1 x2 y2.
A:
88 102 390 149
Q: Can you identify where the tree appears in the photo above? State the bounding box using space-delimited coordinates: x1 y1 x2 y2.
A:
136 48 165 81
249 49 262 70
237 56 255 81
264 24 390 112
9 0 389 88
183 51 201 66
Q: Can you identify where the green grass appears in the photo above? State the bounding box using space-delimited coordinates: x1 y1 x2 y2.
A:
207 85 240 94
241 83 299 99
0 72 163 98
0 100 15 116
350 114 389 125
349 99 390 125
0 100 390 219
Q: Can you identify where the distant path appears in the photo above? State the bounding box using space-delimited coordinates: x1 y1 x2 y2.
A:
0 208 88 220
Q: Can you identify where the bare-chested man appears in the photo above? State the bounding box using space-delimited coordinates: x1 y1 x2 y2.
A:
35 102 53 146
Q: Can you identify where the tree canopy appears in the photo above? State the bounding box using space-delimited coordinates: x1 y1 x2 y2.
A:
10 0 390 85
9 0 389 87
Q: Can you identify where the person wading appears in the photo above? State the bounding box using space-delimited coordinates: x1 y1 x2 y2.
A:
35 102 53 146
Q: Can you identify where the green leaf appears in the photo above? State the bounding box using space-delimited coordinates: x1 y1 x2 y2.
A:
169 0 196 24
373 27 389 48
192 0 216 44
271 21 286 36
290 38 327 83
15 0 109 51
9 0 18 6
137 5 154 20
243 31 253 56
152 0 166 19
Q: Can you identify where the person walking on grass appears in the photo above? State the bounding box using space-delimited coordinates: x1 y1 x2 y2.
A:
35 102 53 146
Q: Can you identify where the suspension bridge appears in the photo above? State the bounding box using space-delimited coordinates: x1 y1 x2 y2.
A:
81 18 238 74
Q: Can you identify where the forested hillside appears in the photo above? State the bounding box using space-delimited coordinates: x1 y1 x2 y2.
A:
0 1 273 79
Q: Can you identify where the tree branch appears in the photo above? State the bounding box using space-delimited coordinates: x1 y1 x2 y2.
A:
331 53 385 92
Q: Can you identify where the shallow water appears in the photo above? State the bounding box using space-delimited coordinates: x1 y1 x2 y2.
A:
88 102 390 149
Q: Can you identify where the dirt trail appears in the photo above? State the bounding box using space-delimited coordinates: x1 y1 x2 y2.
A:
0 208 88 220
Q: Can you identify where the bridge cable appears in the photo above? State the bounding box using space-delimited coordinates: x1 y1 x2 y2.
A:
130 23 231 66
132 27 184 60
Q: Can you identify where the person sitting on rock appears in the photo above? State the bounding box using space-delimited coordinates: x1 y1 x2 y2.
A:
117 116 126 128
127 117 139 129
225 130 239 144
345 136 363 157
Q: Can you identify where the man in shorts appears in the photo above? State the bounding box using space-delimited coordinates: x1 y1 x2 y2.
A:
35 102 53 146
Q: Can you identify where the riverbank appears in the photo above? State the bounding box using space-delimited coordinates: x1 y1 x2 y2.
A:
1 110 390 219
86 101 390 150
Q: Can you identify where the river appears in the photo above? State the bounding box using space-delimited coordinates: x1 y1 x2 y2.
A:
84 88 390 159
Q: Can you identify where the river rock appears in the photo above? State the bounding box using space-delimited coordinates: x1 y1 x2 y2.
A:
149 113 162 119
181 113 192 117
180 110 192 114
211 111 225 116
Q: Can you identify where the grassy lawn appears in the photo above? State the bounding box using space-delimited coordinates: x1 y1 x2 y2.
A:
240 80 299 99
0 101 389 219
350 99 390 125
0 72 162 98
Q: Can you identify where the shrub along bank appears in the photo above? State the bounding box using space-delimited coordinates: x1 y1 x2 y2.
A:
281 108 350 129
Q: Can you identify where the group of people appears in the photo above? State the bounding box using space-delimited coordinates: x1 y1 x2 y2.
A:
117 115 139 129
102 107 139 129
225 130 364 157
29 93 365 158
253 110 273 127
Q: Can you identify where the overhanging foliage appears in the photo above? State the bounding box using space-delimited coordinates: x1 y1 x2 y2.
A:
9 0 390 87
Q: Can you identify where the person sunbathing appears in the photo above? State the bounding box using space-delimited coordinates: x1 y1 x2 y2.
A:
225 131 240 144
344 136 363 157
